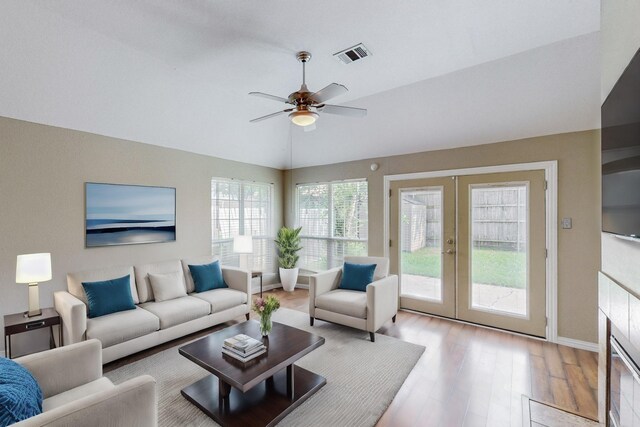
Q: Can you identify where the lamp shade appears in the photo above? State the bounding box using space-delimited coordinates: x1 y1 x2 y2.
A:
16 253 52 284
233 236 253 254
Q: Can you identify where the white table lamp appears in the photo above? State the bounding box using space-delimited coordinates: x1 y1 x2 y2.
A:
233 235 253 271
16 253 52 317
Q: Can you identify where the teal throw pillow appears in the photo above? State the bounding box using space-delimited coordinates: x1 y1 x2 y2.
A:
339 262 377 292
82 274 136 318
189 261 227 293
0 357 43 425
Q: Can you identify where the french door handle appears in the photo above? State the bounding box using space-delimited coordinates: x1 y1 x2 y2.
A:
443 249 456 254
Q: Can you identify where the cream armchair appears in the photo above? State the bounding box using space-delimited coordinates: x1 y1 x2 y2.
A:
309 256 398 342
14 339 157 427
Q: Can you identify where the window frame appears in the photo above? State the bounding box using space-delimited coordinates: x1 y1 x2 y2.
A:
295 178 368 272
211 177 275 272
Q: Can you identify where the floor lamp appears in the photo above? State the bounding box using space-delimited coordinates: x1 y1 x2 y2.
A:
233 235 253 271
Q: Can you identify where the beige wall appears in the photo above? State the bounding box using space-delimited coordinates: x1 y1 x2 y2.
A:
0 117 601 351
601 0 640 295
286 130 601 343
0 116 284 356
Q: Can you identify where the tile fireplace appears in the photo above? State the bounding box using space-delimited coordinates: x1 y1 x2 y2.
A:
610 336 640 426
600 272 640 426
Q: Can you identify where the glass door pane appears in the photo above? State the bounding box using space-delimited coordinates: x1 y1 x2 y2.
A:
457 170 546 338
400 188 443 301
470 184 527 316
390 176 456 319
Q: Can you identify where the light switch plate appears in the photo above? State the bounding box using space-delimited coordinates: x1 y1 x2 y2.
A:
561 217 572 229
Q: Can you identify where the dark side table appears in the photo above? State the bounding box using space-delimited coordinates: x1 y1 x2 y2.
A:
252 271 264 297
4 307 62 359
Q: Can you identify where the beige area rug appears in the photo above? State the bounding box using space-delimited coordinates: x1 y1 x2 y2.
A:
105 308 425 427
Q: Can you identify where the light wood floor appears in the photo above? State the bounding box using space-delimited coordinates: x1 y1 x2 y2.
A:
105 288 599 427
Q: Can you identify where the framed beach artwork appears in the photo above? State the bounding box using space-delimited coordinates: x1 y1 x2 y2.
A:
85 182 176 247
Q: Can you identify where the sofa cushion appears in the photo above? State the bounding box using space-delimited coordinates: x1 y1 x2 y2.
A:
140 296 210 329
86 307 160 348
339 262 377 292
315 289 367 319
148 272 187 302
192 288 247 313
42 377 113 412
67 265 139 305
181 256 219 293
188 261 227 293
0 357 43 425
134 260 186 303
82 275 136 318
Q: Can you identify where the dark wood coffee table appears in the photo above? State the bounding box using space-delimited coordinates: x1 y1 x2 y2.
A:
179 320 326 427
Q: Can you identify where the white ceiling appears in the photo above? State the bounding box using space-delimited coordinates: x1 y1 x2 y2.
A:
0 1 600 169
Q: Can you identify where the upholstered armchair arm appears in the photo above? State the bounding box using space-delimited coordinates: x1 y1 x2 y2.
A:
15 339 102 399
309 267 342 316
14 375 157 427
366 275 399 332
54 291 87 345
222 266 251 303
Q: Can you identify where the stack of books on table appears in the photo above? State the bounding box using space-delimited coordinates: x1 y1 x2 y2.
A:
222 334 266 362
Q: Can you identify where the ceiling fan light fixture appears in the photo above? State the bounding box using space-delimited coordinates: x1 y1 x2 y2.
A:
289 110 318 127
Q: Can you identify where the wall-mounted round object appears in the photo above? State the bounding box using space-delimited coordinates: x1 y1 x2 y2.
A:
370 163 379 171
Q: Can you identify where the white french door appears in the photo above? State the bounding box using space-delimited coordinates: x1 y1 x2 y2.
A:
389 170 547 338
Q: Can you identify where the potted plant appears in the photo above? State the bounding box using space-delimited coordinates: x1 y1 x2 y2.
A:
275 226 302 292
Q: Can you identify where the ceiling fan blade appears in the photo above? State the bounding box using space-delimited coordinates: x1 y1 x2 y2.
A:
303 123 317 132
317 104 367 117
249 92 291 104
250 109 293 123
310 83 348 104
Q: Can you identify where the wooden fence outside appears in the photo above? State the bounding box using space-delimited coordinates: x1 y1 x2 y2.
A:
401 186 527 252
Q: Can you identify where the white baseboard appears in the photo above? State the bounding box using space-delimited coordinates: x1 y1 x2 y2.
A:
0 350 5 358
556 336 599 352
251 284 281 294
400 309 599 352
251 284 308 294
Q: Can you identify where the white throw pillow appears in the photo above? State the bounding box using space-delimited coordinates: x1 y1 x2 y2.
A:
148 272 187 302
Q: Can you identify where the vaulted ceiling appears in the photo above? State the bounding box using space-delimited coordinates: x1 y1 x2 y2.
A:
0 1 600 168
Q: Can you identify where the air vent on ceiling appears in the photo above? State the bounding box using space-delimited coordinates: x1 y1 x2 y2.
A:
333 43 371 64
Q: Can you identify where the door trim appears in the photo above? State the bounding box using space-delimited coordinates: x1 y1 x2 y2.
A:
383 161 558 343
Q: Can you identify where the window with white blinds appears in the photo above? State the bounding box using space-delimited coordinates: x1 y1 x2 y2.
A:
211 179 274 272
296 179 368 271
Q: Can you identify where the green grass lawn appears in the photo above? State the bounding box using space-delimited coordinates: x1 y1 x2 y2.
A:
402 247 526 288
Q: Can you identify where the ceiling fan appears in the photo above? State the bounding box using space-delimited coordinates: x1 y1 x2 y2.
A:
249 51 367 128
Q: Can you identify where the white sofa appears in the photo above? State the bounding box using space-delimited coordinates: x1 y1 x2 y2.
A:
309 256 398 342
14 339 156 427
54 256 250 364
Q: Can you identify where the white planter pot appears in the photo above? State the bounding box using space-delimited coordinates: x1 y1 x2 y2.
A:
279 267 299 292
